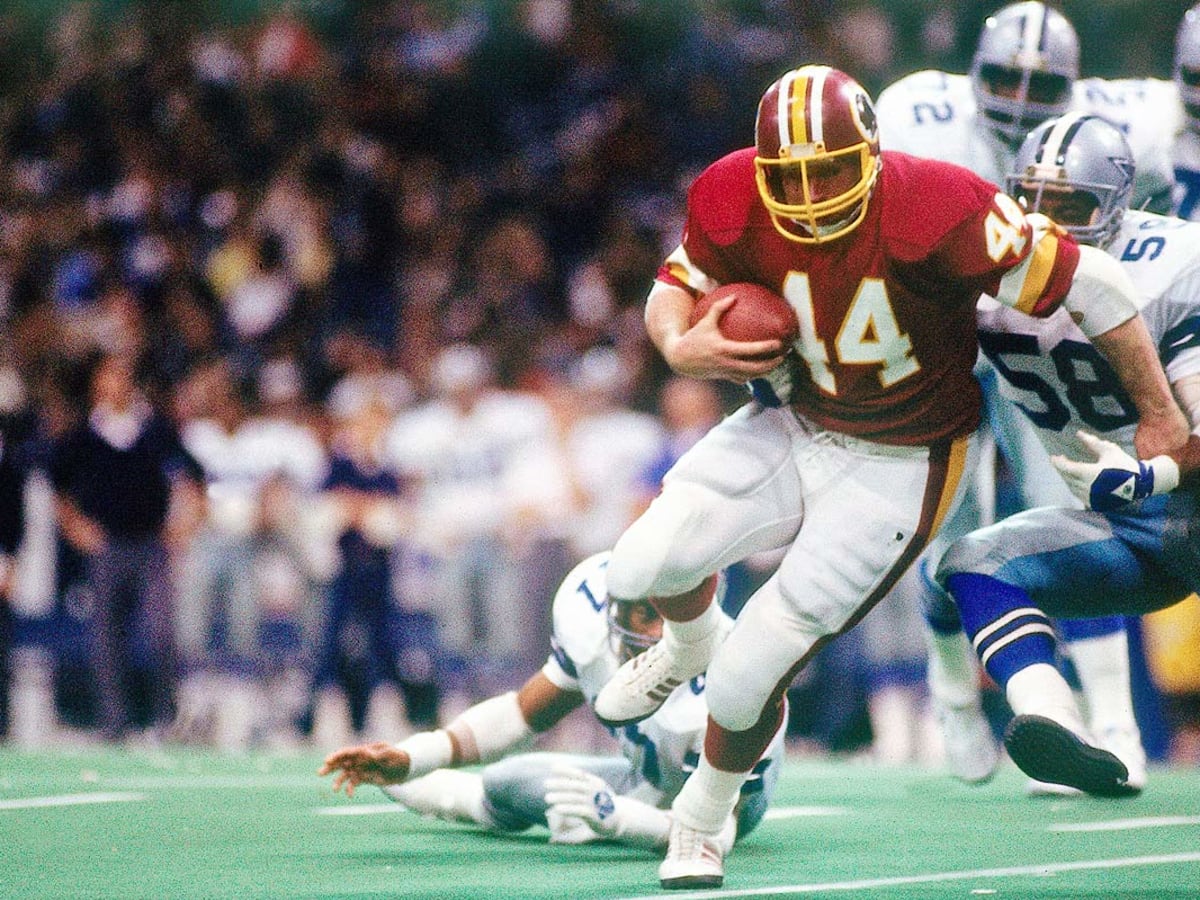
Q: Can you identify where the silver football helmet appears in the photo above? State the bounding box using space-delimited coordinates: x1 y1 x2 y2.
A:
1175 4 1200 131
1005 112 1136 248
970 2 1080 144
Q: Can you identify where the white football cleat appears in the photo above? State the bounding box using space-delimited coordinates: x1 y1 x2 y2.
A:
936 699 999 784
659 820 726 890
1004 714 1134 798
1095 722 1148 793
594 635 715 727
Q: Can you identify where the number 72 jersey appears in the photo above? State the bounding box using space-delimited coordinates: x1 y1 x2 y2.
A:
976 209 1200 462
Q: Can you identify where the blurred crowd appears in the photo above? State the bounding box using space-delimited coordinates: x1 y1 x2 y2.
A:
0 0 1197 755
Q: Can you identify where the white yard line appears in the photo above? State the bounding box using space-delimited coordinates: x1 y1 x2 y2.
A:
314 803 407 816
1049 815 1200 833
101 775 317 789
0 792 145 810
763 805 848 820
615 851 1200 899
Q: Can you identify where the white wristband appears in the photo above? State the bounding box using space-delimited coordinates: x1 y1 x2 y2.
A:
1150 454 1181 494
395 731 454 780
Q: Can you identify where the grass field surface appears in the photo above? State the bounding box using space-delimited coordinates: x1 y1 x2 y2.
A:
1 747 1197 898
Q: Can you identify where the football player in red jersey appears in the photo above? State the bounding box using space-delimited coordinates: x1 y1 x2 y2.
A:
590 65 1189 890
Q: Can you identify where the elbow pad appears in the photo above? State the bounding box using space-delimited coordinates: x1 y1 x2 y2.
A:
445 691 534 765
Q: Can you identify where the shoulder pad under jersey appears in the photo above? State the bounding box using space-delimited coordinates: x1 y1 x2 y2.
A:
550 552 613 673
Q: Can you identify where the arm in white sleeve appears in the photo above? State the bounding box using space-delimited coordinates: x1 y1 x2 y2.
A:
1060 244 1138 338
394 691 533 780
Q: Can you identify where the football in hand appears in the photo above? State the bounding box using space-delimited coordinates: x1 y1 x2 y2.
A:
689 282 799 345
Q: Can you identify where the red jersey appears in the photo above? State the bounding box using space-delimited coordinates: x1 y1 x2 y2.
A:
657 148 1080 445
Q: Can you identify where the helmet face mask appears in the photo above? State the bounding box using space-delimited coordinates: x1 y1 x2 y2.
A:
1005 113 1135 248
607 598 663 662
970 2 1080 144
1175 4 1200 131
754 65 881 244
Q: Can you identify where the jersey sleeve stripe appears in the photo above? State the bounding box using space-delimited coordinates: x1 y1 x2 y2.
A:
659 245 719 295
1010 229 1059 315
995 219 1077 318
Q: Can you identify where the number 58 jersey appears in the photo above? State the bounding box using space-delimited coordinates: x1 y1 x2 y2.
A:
976 209 1200 463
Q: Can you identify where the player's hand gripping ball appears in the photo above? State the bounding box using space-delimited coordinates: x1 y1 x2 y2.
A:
689 282 799 345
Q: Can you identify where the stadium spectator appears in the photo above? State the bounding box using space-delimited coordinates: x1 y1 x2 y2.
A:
387 343 554 709
304 391 439 740
48 350 206 741
173 357 328 747
0 378 32 739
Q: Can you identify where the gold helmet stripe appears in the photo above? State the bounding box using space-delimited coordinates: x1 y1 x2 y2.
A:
778 69 805 147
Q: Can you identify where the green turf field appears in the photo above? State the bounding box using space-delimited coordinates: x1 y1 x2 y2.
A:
0 747 1197 898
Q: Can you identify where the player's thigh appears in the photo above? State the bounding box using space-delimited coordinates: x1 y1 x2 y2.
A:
706 438 976 729
939 504 1190 617
607 404 804 599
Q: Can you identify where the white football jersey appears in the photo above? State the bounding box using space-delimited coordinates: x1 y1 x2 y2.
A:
183 416 328 533
541 553 779 806
1173 127 1200 220
876 70 1011 186
876 70 1175 210
977 209 1200 463
385 389 553 548
1075 77 1179 214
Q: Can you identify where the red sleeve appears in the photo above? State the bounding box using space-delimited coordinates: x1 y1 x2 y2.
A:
918 190 1080 318
656 149 760 293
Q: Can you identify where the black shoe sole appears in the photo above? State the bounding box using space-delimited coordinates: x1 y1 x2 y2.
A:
595 707 661 729
661 875 723 890
1004 714 1138 798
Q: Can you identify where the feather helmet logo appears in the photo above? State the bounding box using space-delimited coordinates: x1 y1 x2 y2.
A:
851 89 878 143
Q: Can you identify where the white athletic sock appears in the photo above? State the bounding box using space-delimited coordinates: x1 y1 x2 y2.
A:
926 628 981 709
1063 631 1137 730
670 753 746 834
666 599 722 646
1006 663 1088 737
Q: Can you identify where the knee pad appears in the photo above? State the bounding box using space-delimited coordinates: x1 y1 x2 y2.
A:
704 651 781 733
933 533 1000 590
608 484 717 599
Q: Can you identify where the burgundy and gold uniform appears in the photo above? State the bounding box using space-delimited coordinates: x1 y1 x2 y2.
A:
659 148 1079 445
